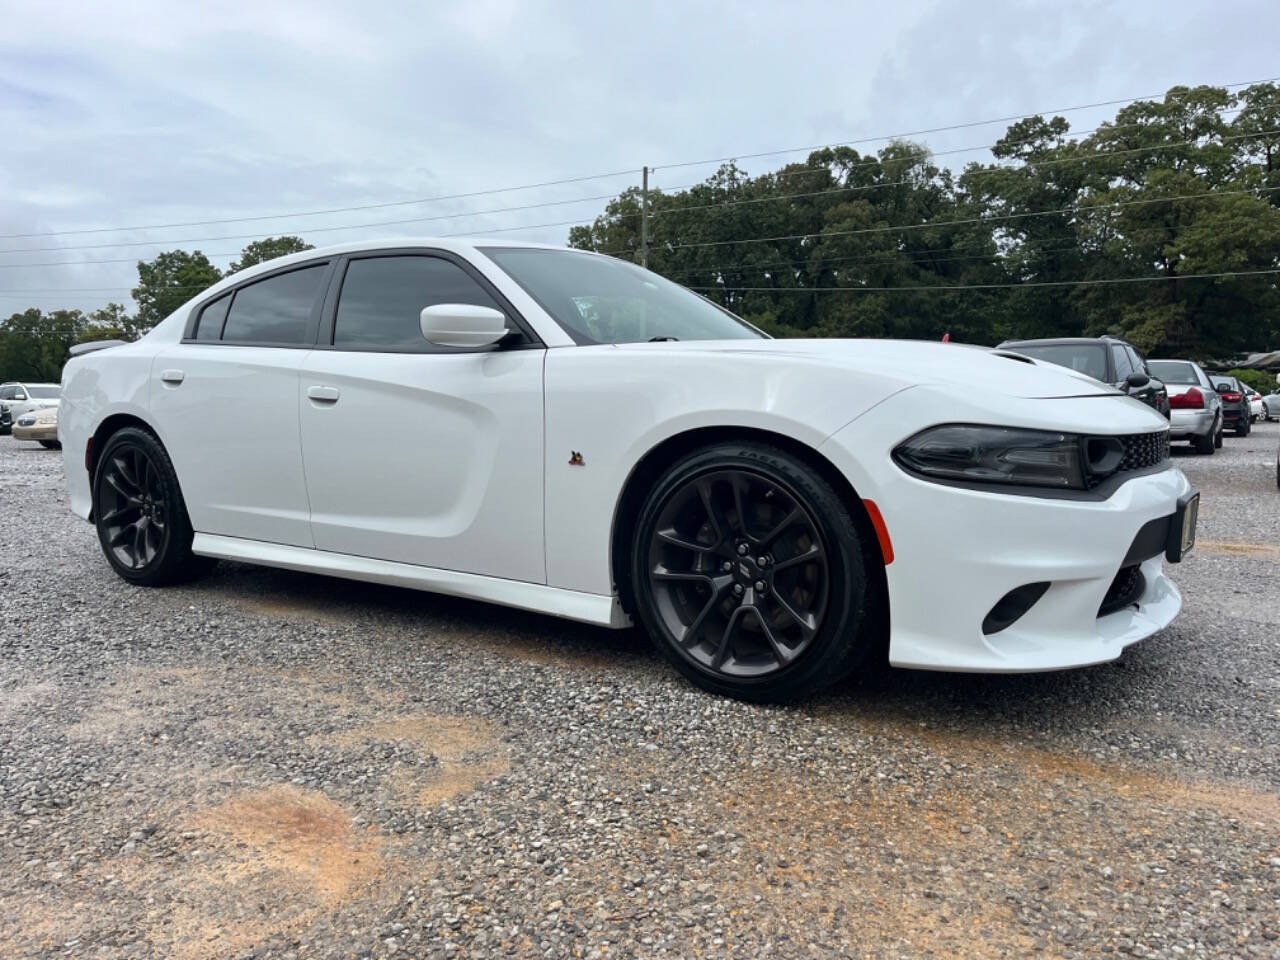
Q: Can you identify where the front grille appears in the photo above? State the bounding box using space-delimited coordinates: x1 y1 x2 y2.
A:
1098 564 1145 617
1084 430 1170 489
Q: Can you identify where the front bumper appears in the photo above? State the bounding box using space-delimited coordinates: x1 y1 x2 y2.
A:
820 388 1189 673
13 422 59 442
1167 407 1214 439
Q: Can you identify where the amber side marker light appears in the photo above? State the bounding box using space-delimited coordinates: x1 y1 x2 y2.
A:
862 499 894 565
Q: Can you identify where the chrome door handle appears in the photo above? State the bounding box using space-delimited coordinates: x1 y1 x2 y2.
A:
160 369 185 384
307 385 340 404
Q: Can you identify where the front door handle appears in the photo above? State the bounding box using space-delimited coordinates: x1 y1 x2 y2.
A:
160 369 185 384
307 385 341 404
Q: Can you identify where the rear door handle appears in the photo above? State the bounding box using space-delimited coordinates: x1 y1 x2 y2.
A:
307 385 340 404
160 369 185 384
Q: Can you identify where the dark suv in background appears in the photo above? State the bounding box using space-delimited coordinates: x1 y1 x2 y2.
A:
1207 373 1252 436
996 335 1170 416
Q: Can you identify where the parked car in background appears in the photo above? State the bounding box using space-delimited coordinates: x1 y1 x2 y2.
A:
0 382 61 427
996 336 1170 416
0 403 10 435
1145 360 1224 455
12 405 60 448
1207 374 1251 436
1263 390 1280 421
1245 387 1264 422
56 238 1196 702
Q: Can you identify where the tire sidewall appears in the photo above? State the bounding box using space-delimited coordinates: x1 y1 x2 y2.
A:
629 442 868 702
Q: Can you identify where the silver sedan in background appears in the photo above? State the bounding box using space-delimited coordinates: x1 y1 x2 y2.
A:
1146 359 1223 454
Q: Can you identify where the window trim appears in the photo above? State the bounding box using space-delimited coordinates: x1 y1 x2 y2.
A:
315 248 543 354
182 258 334 348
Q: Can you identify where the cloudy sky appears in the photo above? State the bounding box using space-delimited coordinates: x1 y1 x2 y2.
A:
2 0 1278 314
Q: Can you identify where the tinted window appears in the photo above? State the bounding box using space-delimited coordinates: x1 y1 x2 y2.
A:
27 386 59 399
195 294 231 341
1147 360 1199 385
1126 346 1146 375
0 386 13 401
1111 344 1132 380
334 256 504 350
221 265 327 345
483 247 763 345
1002 343 1107 381
1208 375 1235 390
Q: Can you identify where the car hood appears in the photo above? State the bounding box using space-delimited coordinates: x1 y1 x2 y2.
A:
615 338 1120 400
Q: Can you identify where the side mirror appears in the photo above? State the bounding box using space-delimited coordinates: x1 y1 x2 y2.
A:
419 304 510 348
1125 371 1150 388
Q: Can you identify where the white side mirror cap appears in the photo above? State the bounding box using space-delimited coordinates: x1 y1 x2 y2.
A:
419 304 509 348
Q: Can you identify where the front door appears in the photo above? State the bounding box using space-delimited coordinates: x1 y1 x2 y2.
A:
298 252 546 583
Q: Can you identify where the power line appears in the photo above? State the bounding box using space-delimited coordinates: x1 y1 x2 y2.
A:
0 169 642 241
687 267 1280 293
613 185 1280 254
649 75 1279 173
6 76 1272 245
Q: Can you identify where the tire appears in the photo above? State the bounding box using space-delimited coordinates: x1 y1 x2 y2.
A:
1214 421 1223 448
92 426 213 586
1236 418 1250 437
629 441 875 702
1192 430 1214 455
39 440 61 450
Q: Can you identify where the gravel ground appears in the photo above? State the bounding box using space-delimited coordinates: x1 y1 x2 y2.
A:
1 424 1278 960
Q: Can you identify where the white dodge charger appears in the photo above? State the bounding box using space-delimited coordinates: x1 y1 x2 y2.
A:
59 239 1197 700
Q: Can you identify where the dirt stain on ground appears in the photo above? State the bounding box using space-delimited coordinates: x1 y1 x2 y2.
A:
1196 539 1280 560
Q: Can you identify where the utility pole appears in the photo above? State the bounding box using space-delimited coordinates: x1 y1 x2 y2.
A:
639 165 650 268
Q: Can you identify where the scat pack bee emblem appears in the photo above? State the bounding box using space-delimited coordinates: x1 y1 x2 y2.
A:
568 451 585 466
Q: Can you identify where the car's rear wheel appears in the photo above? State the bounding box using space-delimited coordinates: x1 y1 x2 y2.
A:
629 442 874 702
93 426 212 586
1237 417 1250 437
1213 420 1224 448
1193 429 1214 455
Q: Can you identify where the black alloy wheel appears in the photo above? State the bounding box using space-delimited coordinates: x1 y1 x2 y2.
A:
631 442 873 701
93 426 210 585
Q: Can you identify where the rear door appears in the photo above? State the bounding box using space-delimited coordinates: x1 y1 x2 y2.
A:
298 250 546 583
150 260 332 548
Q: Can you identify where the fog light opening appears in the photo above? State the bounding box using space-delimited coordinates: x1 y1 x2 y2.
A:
982 581 1051 636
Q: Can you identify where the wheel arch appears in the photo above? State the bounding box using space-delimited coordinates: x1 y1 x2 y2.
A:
86 412 166 519
609 425 889 648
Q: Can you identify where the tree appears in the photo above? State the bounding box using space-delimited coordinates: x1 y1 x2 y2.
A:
227 236 313 274
79 302 147 343
132 250 222 330
0 308 87 381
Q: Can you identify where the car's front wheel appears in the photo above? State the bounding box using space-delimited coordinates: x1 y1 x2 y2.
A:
93 426 212 586
629 442 876 702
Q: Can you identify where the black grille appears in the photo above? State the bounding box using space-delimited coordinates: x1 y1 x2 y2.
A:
1098 565 1145 617
1084 430 1170 489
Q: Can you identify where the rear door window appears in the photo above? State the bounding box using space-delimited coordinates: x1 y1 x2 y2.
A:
221 265 328 345
332 255 505 351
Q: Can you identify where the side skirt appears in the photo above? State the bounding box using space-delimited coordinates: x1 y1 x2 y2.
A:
191 533 631 629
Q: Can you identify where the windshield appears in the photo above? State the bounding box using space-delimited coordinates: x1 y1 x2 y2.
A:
1003 343 1107 382
482 247 764 345
27 386 60 399
1146 360 1199 385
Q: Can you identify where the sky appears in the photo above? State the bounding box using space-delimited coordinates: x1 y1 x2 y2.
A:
2 0 1278 314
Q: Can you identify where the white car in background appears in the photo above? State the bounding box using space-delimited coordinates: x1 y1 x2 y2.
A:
57 239 1196 701
1245 387 1265 421
0 382 60 434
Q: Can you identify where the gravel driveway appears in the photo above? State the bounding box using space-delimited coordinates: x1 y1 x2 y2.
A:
2 425 1278 959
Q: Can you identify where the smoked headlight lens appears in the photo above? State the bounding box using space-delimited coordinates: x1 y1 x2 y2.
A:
893 424 1086 489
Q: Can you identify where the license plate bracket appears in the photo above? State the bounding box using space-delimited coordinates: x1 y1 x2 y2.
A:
1165 491 1199 563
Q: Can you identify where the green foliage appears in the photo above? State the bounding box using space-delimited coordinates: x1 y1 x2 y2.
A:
0 308 88 381
571 82 1280 360
132 250 223 329
227 236 314 274
1227 368 1277 393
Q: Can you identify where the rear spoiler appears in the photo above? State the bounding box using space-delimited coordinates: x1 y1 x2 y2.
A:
68 339 127 357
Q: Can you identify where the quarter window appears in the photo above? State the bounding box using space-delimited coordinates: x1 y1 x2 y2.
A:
195 293 231 341
220 265 328 345
333 255 505 351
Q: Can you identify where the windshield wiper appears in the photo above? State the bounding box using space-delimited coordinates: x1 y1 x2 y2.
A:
648 336 679 342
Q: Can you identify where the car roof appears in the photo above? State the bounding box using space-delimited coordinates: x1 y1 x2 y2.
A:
998 337 1114 347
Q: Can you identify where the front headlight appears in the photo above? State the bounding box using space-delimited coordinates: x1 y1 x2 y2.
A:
893 424 1086 489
